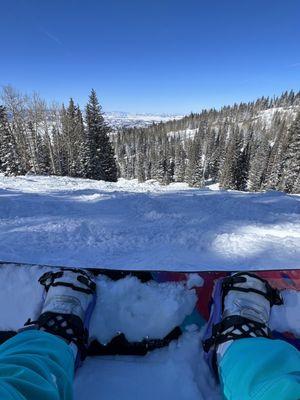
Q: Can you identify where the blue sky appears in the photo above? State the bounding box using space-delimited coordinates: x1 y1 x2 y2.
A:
1 0 300 114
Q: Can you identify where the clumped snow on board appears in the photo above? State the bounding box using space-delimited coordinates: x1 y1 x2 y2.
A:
0 174 300 399
91 275 197 342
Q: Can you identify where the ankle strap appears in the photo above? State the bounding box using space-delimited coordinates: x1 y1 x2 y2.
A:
203 315 271 353
222 273 283 306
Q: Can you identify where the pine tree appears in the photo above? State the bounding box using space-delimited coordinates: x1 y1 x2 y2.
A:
61 99 86 177
219 127 243 190
264 129 289 191
52 126 68 176
0 106 22 176
236 142 250 191
293 174 300 193
84 90 118 181
207 130 225 183
36 132 51 174
186 138 204 188
173 141 186 182
151 150 164 183
281 112 300 193
136 134 146 183
27 121 39 174
248 136 270 191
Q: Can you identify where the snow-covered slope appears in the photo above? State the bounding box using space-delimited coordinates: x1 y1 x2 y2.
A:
255 105 300 128
1 174 300 399
105 111 183 129
163 105 300 140
0 174 299 270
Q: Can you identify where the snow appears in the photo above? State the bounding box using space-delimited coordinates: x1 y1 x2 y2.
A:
91 275 197 342
74 330 221 400
256 106 300 128
167 128 198 141
104 111 183 129
0 174 299 270
271 290 300 337
0 174 300 399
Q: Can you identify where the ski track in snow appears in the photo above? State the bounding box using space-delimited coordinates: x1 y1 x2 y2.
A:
0 174 300 399
0 174 299 270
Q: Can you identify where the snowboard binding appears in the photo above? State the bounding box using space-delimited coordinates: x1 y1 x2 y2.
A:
202 272 283 377
30 268 97 368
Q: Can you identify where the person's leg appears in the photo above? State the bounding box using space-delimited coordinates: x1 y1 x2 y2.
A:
202 272 300 400
219 338 300 400
0 329 74 400
0 268 96 400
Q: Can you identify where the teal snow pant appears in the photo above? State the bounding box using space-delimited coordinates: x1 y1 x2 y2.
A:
0 332 299 400
219 337 300 400
0 329 74 400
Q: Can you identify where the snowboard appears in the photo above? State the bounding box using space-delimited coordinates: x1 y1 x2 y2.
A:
0 261 300 354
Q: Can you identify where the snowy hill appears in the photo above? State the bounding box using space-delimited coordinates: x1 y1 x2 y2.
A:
0 174 299 270
104 111 183 129
0 174 300 399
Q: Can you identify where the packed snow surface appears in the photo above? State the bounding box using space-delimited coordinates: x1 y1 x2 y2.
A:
0 174 299 270
0 174 300 399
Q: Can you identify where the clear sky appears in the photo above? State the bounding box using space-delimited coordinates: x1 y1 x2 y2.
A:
1 0 300 114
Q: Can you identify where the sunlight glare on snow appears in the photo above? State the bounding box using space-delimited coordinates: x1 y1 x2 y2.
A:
212 223 300 259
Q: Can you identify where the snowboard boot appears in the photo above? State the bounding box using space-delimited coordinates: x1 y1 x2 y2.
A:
202 272 282 377
24 268 96 369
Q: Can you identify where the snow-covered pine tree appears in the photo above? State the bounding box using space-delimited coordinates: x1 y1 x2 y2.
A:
264 127 290 191
173 141 186 182
219 126 243 190
36 132 51 174
0 106 22 176
248 135 270 191
163 146 174 185
61 99 86 177
206 129 225 183
75 106 86 177
1 86 31 173
136 133 146 183
185 137 204 188
27 120 39 174
51 126 68 176
152 152 164 183
236 141 250 191
281 112 300 193
149 135 173 185
263 117 286 190
27 120 50 174
84 90 117 181
293 173 300 193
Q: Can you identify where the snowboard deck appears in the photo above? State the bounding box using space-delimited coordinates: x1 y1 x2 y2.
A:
1 261 300 354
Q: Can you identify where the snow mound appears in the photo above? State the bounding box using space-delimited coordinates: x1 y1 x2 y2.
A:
271 290 300 336
91 276 197 342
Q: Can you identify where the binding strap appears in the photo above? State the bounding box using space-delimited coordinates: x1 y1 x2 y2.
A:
88 326 182 356
221 272 283 307
203 315 271 353
39 269 96 295
27 312 89 361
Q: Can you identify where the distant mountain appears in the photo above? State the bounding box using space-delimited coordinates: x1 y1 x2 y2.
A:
104 111 183 129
